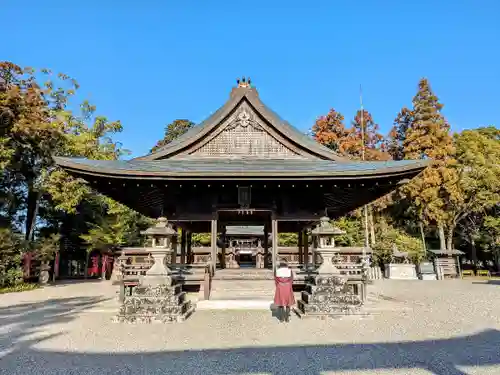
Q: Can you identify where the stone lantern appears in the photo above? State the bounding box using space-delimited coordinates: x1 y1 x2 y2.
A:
310 216 346 274
139 217 177 287
140 217 177 265
295 216 364 318
114 217 193 323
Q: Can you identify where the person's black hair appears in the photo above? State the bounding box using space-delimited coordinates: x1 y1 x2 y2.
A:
278 261 288 268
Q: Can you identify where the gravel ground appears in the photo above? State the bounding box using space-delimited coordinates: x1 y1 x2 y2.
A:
1 279 500 375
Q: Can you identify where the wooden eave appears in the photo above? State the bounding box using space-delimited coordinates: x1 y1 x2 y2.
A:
53 157 429 181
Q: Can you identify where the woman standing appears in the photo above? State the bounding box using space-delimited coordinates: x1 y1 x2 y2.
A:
274 261 295 322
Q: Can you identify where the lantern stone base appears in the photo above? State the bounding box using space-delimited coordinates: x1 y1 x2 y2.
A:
384 263 418 280
419 273 437 280
113 282 194 323
294 274 364 319
114 240 194 323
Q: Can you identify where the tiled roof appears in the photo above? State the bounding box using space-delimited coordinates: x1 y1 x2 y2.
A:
54 156 428 179
134 86 345 161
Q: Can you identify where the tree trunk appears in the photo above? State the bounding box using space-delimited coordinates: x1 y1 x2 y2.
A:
494 249 500 272
368 206 376 247
419 221 427 253
84 252 90 279
470 235 478 270
446 225 454 252
25 184 40 241
438 224 446 251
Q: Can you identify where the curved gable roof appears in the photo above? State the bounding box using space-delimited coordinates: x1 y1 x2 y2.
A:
134 85 346 161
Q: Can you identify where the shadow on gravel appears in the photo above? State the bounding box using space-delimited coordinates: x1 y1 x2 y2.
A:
0 296 109 364
0 299 499 375
472 280 500 286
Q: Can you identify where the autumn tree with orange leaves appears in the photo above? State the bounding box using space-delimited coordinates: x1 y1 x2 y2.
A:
311 109 354 155
400 78 458 251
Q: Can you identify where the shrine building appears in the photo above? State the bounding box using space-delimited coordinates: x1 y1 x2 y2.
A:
55 78 428 273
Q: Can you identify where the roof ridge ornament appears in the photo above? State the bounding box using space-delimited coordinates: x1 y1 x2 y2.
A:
236 76 251 88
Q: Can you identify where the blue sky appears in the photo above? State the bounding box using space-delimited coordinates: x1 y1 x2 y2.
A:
4 1 499 158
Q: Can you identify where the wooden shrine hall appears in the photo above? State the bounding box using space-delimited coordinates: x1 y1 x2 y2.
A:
55 77 428 273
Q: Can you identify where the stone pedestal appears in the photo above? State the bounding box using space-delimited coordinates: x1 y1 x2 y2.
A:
295 247 364 318
38 262 51 285
114 246 194 323
418 262 437 280
420 273 437 280
384 263 418 280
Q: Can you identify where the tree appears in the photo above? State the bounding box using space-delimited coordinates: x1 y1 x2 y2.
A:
311 109 355 155
150 119 194 153
444 128 500 258
0 62 81 240
387 107 413 161
0 228 24 287
401 78 457 250
483 214 500 270
350 109 390 161
45 100 126 213
80 197 152 253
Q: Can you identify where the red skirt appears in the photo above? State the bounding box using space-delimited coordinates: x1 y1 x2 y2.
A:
274 276 295 307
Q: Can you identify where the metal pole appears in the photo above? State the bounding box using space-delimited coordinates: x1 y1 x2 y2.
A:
360 85 369 255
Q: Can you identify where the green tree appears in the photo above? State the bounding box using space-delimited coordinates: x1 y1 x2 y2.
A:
0 228 24 287
444 128 500 256
0 62 79 240
150 119 194 153
80 197 152 253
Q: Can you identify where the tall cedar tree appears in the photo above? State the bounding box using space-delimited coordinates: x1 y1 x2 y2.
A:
402 78 457 250
150 119 195 153
387 107 413 161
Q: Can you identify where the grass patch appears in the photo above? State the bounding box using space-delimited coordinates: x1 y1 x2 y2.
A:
0 283 40 294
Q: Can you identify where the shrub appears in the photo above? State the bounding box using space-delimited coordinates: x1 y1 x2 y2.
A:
0 228 24 288
372 223 425 267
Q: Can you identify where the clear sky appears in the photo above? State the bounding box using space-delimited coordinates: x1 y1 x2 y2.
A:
4 0 499 158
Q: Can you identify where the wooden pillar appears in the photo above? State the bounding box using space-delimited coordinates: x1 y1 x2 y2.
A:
221 226 226 269
211 217 217 273
264 225 269 268
180 229 187 264
298 230 304 265
186 231 192 264
272 217 278 272
303 229 309 266
172 225 178 263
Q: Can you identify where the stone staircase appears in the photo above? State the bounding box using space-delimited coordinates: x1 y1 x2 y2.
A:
196 268 275 310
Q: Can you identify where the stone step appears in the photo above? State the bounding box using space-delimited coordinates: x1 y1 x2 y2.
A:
211 283 274 291
196 299 273 310
213 269 274 280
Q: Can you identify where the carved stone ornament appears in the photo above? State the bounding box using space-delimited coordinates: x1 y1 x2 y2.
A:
114 284 193 323
295 275 363 317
